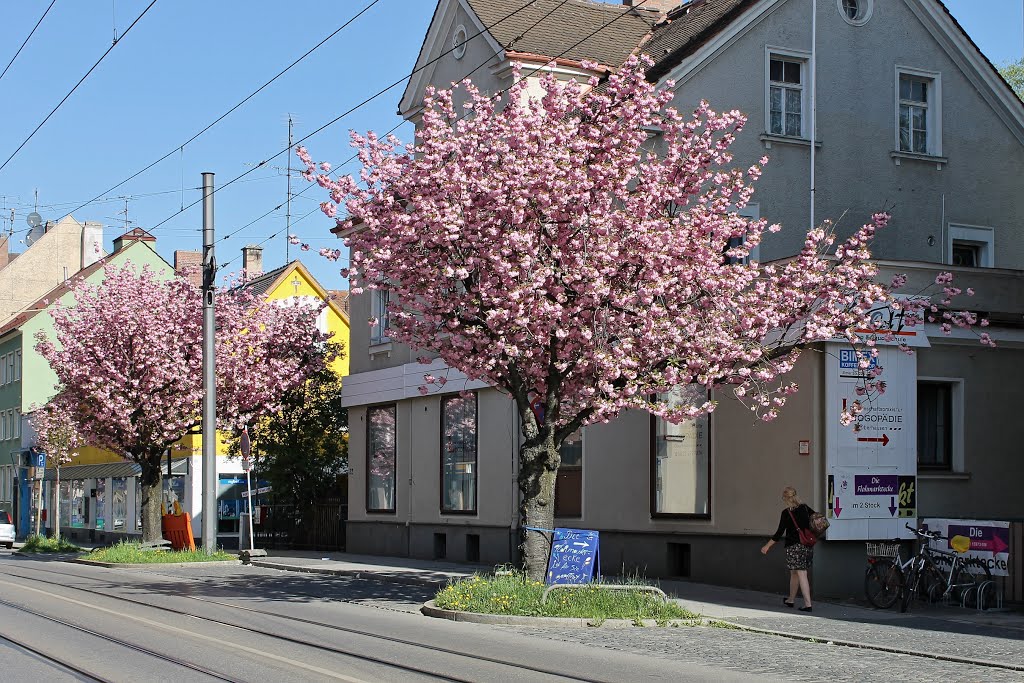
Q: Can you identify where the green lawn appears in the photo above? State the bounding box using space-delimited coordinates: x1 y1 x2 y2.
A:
434 571 696 621
20 535 83 553
87 541 235 564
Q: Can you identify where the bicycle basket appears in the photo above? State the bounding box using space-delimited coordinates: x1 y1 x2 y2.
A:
865 542 900 559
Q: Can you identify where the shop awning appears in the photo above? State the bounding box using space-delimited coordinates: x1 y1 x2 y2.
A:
43 458 189 481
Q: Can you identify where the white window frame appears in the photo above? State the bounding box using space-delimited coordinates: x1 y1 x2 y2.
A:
0 354 6 385
764 46 810 139
837 0 873 26
13 410 19 440
731 203 761 265
370 288 391 346
14 350 20 382
917 376 965 473
895 66 942 157
947 224 994 268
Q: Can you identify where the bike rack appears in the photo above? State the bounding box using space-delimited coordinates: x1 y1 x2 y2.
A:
540 583 669 605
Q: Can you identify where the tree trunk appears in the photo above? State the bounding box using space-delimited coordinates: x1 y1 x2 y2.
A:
518 441 559 581
138 452 164 543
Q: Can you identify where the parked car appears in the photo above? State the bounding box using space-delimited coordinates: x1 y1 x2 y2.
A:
0 510 14 548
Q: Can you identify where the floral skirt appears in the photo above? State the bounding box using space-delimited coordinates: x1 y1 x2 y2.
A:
786 543 814 570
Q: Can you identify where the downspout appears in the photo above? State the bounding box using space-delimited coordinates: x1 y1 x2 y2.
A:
809 0 817 231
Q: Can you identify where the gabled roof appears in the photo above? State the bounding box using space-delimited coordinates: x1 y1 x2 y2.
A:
235 260 351 326
466 0 660 68
0 238 167 340
641 0 752 81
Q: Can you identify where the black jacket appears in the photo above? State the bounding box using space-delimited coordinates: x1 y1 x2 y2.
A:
771 503 816 547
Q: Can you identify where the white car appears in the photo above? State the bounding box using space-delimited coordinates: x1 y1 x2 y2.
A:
0 510 15 548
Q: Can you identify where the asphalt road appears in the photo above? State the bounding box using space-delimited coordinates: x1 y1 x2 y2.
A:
0 552 763 683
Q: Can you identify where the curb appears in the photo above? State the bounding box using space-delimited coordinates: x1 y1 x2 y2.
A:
421 600 700 628
72 558 241 569
712 619 1024 673
249 560 454 588
13 551 86 558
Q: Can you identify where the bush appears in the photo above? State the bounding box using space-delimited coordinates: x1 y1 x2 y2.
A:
20 535 83 553
87 541 235 564
434 570 696 621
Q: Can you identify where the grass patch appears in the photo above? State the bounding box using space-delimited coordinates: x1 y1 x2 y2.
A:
434 570 697 621
707 619 742 630
20 535 83 553
87 541 235 564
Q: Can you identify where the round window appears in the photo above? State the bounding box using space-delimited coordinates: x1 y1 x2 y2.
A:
453 25 468 59
837 0 872 26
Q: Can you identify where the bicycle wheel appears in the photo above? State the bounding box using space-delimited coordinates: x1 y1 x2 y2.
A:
920 564 948 603
953 558 993 609
865 559 903 609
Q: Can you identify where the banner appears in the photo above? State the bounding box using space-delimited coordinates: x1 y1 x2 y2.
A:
924 518 1010 577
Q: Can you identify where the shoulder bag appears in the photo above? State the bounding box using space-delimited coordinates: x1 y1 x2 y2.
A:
788 507 817 547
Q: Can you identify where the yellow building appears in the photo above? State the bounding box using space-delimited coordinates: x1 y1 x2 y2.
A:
52 251 349 545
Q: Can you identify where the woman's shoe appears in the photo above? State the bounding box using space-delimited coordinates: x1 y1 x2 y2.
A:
783 598 795 608
799 606 812 612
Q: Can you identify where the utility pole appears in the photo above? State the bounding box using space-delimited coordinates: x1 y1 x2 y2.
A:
285 115 293 263
201 172 218 554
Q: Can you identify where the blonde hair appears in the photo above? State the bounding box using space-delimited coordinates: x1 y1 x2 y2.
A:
782 486 801 508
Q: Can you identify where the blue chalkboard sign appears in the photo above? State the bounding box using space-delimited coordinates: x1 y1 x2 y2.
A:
545 528 600 585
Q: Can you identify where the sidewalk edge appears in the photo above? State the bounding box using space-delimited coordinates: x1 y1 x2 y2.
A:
249 559 450 588
715 619 1024 672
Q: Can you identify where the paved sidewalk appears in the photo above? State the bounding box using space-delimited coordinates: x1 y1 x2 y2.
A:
249 549 479 588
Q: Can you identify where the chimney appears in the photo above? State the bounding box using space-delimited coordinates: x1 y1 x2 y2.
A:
0 235 8 271
174 250 203 287
242 245 264 276
112 227 156 252
81 220 104 268
622 0 681 13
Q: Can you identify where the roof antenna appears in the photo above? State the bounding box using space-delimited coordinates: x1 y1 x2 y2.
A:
112 0 119 44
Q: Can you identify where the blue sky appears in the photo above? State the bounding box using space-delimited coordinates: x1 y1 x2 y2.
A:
0 0 1021 291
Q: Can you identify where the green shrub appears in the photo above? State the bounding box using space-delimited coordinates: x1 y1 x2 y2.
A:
87 541 235 564
434 570 697 621
20 535 83 553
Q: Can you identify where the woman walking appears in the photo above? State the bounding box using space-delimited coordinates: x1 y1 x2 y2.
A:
761 486 815 611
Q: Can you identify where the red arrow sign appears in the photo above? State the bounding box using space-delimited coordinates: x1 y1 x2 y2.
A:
834 497 842 518
856 433 890 446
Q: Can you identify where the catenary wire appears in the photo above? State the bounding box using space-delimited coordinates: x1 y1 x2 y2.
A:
56 0 385 223
220 0 655 270
0 0 158 174
0 0 58 84
144 0 548 242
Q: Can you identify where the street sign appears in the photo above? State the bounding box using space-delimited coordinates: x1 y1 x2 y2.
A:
240 426 252 471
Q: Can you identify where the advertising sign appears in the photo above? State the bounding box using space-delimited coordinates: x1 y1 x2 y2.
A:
825 343 918 540
924 518 1010 577
545 528 600 585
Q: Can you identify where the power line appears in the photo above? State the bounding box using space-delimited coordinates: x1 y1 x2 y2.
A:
147 0 547 244
0 0 158 174
57 0 385 223
0 0 58 84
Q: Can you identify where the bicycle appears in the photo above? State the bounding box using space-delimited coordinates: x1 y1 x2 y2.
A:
899 524 992 613
864 541 910 609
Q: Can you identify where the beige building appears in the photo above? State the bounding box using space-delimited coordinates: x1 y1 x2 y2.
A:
338 0 1024 598
0 215 104 325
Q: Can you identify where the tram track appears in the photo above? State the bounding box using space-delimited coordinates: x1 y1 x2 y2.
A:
0 562 606 682
0 596 242 682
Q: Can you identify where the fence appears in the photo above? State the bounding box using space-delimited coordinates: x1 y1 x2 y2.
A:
254 500 347 551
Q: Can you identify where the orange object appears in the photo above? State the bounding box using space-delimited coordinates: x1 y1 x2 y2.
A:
161 510 197 551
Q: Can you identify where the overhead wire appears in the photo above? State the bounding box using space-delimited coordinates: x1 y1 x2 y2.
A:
0 0 159 174
56 0 385 223
218 0 652 272
0 0 58 84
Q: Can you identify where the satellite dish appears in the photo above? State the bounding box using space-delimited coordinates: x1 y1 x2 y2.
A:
24 212 46 247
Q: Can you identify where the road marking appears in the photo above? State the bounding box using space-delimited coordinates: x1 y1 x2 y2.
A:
0 577 372 683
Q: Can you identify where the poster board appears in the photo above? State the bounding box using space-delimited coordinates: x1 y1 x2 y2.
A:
546 528 600 585
924 518 1010 577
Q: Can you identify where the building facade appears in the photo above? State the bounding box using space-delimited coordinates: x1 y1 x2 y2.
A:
338 0 1024 597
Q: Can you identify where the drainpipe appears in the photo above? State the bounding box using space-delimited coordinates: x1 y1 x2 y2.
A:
809 0 817 231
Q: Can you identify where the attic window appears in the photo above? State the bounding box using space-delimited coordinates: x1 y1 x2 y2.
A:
453 25 468 59
838 0 872 26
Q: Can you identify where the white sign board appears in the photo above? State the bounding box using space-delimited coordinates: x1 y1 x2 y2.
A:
825 343 918 540
924 519 1010 577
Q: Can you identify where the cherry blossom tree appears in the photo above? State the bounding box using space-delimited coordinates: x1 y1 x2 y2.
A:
35 265 336 543
301 57 984 578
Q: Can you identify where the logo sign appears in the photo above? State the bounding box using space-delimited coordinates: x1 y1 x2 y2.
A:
839 349 877 370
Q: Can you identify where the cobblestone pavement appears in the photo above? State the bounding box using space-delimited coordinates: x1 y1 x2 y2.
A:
501 623 1024 683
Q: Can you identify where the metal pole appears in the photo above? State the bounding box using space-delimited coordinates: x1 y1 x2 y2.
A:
201 172 218 554
809 0 817 231
245 469 254 552
285 115 293 264
55 465 60 539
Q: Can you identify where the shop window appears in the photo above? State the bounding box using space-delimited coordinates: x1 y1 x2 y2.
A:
441 394 477 513
555 428 583 518
218 475 245 533
112 478 128 531
367 405 397 512
70 480 86 528
95 478 106 531
651 386 711 518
